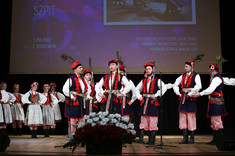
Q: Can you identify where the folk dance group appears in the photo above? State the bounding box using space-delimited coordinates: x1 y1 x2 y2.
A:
0 57 234 146
0 82 65 138
61 57 233 146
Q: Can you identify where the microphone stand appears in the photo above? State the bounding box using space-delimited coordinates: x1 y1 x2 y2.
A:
146 70 176 150
55 72 72 148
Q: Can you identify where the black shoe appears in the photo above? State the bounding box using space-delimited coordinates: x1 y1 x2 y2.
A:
18 128 22 136
148 130 157 145
34 130 38 138
179 129 188 144
138 129 145 144
31 130 34 138
13 128 18 136
44 129 49 137
189 130 196 144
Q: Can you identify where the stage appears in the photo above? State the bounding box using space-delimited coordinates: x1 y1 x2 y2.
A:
1 135 234 155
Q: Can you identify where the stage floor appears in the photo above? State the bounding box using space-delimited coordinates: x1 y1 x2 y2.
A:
1 135 234 155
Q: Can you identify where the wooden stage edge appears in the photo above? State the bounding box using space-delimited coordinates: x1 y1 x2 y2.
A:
1 135 234 155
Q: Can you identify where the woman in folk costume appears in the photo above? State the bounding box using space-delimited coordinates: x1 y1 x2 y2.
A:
49 82 65 134
0 82 15 132
83 69 99 115
192 56 228 145
22 82 47 138
62 60 91 135
42 84 58 137
173 54 203 144
136 62 167 145
11 84 25 136
118 65 135 122
95 59 131 113
0 83 10 134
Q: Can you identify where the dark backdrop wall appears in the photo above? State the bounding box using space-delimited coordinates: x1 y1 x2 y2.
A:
1 0 235 135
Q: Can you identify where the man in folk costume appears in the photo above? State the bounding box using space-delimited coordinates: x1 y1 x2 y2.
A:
11 84 25 136
49 82 65 134
83 69 99 115
22 82 47 138
95 59 131 113
192 56 228 145
42 84 58 137
173 55 203 144
136 62 167 145
62 60 91 135
118 65 135 121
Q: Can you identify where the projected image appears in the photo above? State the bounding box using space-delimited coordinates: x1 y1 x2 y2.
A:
104 0 196 25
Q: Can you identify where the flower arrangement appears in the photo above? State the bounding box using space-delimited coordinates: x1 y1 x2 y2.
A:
63 111 136 153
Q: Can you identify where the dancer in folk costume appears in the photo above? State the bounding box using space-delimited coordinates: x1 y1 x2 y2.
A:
136 62 167 145
95 59 131 113
83 69 99 115
173 54 203 144
0 82 15 132
62 60 91 135
0 83 10 135
42 84 58 137
192 56 228 145
22 82 47 138
49 82 65 134
118 65 135 122
11 84 25 136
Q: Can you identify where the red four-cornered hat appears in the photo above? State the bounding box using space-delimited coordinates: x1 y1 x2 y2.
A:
70 61 81 69
119 65 125 71
209 62 219 70
83 68 91 75
185 60 194 66
108 59 118 65
144 62 154 68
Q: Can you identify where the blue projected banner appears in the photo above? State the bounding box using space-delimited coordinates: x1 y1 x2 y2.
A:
10 0 221 74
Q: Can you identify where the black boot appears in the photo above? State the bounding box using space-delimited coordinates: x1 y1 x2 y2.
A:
179 129 188 144
34 130 38 138
13 128 18 136
207 130 216 145
189 130 196 144
148 130 157 145
51 128 56 135
44 129 49 137
18 128 22 136
30 130 34 138
138 129 145 143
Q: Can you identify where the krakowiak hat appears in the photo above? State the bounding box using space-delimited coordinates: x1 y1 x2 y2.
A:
108 59 119 65
144 62 155 68
83 68 91 75
209 56 227 70
70 61 81 69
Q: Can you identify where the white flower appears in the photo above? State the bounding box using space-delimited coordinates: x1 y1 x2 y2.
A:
111 119 118 124
102 118 109 122
98 111 103 115
121 117 128 123
115 123 121 127
99 114 105 119
91 123 96 127
93 117 99 122
128 123 135 129
100 121 107 125
87 119 93 124
108 114 115 119
115 113 121 118
120 123 128 129
130 130 136 135
77 122 85 128
84 115 90 120
102 111 109 116
90 112 97 117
